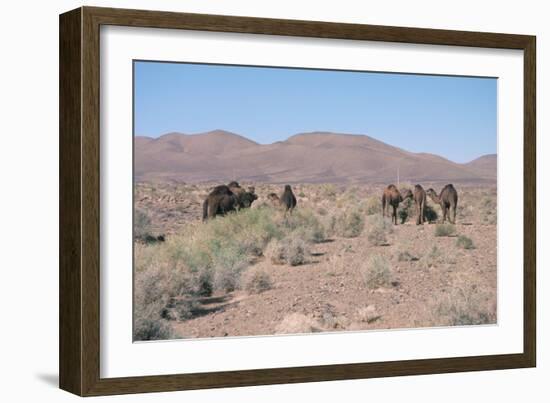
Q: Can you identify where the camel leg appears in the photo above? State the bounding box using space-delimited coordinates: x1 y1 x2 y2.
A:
420 202 425 224
382 197 386 218
451 204 457 224
208 200 218 219
392 205 397 225
416 203 420 225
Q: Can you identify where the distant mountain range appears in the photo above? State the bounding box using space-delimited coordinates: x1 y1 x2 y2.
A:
134 130 496 184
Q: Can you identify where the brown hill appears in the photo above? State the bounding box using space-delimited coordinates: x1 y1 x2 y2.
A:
134 130 496 184
463 154 497 179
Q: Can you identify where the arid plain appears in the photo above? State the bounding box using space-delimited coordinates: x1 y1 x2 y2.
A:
133 131 497 340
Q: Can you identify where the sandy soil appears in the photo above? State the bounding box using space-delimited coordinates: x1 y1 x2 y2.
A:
135 182 497 339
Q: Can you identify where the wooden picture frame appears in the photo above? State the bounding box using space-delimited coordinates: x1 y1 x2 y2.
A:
59 6 536 396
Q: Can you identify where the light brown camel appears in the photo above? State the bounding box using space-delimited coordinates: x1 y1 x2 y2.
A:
426 184 458 224
413 184 427 225
382 184 413 225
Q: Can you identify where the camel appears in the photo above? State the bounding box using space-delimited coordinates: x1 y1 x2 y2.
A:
202 185 239 221
413 184 427 225
268 185 297 213
382 184 413 225
426 184 458 224
202 182 257 221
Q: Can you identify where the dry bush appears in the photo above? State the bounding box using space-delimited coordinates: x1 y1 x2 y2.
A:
284 208 326 243
435 223 456 237
456 235 475 250
322 184 338 199
422 245 443 268
266 233 310 266
436 285 496 326
244 268 273 294
480 195 497 225
134 208 153 239
361 254 391 289
362 195 381 216
275 313 321 334
335 208 365 238
397 251 417 262
133 261 182 340
366 215 392 246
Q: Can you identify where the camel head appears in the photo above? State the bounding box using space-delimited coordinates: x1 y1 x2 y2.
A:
426 188 437 197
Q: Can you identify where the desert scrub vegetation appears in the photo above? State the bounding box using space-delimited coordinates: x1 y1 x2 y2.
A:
423 204 438 223
283 208 326 243
435 285 496 326
334 208 365 238
366 215 392 246
456 235 475 250
434 223 456 237
398 197 414 224
134 208 153 239
361 254 392 289
361 195 381 216
480 195 497 225
244 267 273 294
266 232 310 266
275 313 321 334
133 206 327 339
421 245 443 268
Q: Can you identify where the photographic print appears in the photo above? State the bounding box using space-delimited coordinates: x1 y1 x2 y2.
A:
133 61 497 341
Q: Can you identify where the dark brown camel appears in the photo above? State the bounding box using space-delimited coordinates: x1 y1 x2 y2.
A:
413 184 427 225
382 184 413 225
202 182 257 221
202 185 238 221
268 185 297 213
426 184 458 224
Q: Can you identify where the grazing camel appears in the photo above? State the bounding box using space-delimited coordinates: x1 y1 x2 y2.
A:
202 182 257 221
413 184 427 225
426 184 458 224
202 185 239 221
382 184 413 225
268 185 297 213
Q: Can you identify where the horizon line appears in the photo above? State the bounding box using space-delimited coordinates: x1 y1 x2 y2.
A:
134 129 496 164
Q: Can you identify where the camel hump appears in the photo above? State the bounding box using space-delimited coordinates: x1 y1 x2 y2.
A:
444 183 456 191
227 181 240 188
414 184 424 191
209 185 233 196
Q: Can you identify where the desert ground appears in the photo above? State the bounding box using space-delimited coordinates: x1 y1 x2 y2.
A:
133 181 497 341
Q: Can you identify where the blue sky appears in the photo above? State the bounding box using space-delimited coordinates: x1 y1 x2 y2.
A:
134 61 496 163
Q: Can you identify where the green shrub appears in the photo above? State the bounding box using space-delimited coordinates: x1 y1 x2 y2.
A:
284 208 326 243
456 235 475 249
435 224 456 237
398 198 413 224
423 204 438 223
